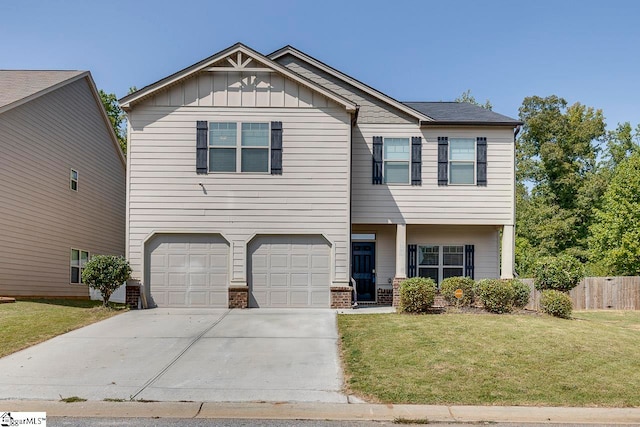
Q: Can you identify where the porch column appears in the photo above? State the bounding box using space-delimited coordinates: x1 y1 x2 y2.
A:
500 224 515 279
395 223 407 278
392 223 407 307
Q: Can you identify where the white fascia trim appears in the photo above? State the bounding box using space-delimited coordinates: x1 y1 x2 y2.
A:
120 45 357 113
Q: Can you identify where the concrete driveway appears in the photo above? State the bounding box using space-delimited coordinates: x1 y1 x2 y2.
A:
0 309 345 403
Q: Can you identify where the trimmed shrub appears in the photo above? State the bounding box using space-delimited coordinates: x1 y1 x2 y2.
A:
510 278 531 309
440 276 475 306
477 279 515 314
540 289 573 319
398 277 437 313
533 254 584 292
82 255 132 307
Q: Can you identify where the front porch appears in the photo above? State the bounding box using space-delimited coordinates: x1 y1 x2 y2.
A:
351 223 514 306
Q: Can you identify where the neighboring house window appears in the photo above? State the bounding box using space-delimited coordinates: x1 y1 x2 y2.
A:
449 138 475 185
208 122 269 173
383 138 410 184
70 169 78 191
418 245 465 285
70 249 89 284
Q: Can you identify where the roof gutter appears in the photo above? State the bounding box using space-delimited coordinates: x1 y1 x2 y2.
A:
420 120 524 127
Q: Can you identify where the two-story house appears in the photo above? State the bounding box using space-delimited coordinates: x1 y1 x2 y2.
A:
0 71 126 298
119 43 521 308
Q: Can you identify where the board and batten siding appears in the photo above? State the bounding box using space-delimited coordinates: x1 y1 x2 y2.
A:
127 99 352 288
135 71 334 109
0 78 126 297
351 124 515 225
352 224 500 288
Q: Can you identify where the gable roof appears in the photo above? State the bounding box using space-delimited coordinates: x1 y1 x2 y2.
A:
0 70 86 114
404 102 523 126
269 45 432 122
119 43 357 112
0 70 126 167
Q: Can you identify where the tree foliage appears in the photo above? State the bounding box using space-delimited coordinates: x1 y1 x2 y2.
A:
588 152 640 275
82 255 132 307
515 95 608 275
99 89 127 155
455 89 493 110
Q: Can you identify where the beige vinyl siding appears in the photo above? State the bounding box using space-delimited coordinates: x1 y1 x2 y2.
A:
136 72 332 109
127 104 351 288
0 78 126 297
352 224 500 288
352 124 515 225
275 54 416 124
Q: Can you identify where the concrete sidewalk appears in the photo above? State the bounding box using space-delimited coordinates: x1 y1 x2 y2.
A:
3 400 640 424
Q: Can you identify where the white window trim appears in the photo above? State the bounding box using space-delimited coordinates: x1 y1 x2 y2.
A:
417 244 465 284
208 122 270 174
383 137 411 185
448 138 476 185
70 169 78 191
70 248 90 285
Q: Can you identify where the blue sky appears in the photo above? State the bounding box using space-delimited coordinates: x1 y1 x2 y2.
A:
1 0 638 128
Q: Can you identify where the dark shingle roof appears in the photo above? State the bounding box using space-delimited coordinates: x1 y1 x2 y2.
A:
403 102 522 125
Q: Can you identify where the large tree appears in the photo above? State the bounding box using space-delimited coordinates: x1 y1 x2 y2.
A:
99 89 127 155
588 152 640 275
515 95 606 275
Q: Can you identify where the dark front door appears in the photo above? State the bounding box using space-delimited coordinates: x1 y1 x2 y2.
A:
352 242 375 302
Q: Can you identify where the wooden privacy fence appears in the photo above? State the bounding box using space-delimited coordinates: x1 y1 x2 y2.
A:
522 277 640 311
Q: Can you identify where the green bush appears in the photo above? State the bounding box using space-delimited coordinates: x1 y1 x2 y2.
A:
82 255 132 307
477 279 515 314
533 254 584 292
440 276 475 306
510 279 531 309
398 277 437 313
540 289 573 319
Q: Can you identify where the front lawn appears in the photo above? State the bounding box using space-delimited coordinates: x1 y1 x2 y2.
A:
338 311 640 407
0 299 125 358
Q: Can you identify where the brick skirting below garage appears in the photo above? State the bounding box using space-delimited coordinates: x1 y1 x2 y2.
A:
229 286 249 308
331 287 352 308
125 284 140 309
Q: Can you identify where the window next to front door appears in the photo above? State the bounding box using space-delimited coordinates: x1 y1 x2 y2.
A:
418 245 464 286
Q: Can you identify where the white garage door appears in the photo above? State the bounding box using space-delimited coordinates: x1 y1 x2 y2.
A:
249 235 330 308
147 234 229 307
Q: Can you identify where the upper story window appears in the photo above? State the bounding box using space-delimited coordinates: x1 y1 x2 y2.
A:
449 138 475 185
209 122 269 173
383 138 410 184
70 169 78 191
372 136 422 186
70 249 89 284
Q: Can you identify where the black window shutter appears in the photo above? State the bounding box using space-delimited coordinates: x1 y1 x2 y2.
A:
271 121 283 175
464 244 475 279
408 244 417 278
372 136 383 184
411 136 422 186
437 136 448 186
196 121 208 174
477 137 487 186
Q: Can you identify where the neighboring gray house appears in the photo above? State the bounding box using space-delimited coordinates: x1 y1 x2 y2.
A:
119 43 521 308
0 71 126 298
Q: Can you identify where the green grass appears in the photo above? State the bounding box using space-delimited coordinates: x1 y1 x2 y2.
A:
338 311 640 407
0 299 125 358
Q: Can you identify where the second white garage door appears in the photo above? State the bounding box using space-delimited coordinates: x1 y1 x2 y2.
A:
248 235 331 308
147 234 229 308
